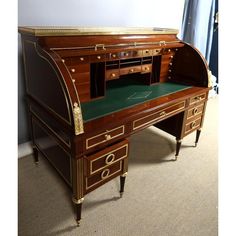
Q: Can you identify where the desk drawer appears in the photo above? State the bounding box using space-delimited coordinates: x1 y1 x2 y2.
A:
133 101 185 130
186 103 204 120
86 125 125 150
106 69 120 81
84 139 128 176
184 117 202 134
120 65 141 75
189 93 207 106
85 160 123 191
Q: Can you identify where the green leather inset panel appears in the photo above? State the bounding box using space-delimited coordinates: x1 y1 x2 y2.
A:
81 79 191 122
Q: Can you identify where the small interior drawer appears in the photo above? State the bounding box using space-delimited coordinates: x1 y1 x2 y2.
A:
186 103 204 119
189 93 207 106
120 65 141 75
106 69 120 81
141 64 152 74
86 125 125 150
84 139 128 176
184 117 202 134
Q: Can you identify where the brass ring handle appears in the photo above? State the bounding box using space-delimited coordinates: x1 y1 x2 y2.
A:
193 108 198 115
101 169 110 180
195 96 202 101
190 121 196 129
105 153 115 165
105 134 111 140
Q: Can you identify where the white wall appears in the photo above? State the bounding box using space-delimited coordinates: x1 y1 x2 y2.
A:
18 0 184 30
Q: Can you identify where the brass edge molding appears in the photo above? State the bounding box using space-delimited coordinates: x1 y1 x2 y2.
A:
72 197 84 205
133 101 186 130
86 125 125 149
73 103 84 135
24 40 72 125
89 144 128 175
18 27 179 36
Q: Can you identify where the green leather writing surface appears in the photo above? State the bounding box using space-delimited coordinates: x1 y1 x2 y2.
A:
81 79 191 122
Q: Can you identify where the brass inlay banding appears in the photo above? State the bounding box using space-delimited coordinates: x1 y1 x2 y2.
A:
89 144 128 175
133 101 185 130
85 162 122 190
86 125 125 150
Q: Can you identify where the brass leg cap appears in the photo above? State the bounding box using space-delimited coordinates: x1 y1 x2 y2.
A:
120 192 124 198
76 220 80 226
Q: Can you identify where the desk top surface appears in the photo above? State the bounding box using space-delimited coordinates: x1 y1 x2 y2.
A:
81 79 191 122
18 27 179 36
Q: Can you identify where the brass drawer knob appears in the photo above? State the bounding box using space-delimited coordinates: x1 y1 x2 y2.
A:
112 54 116 58
61 59 65 63
71 68 75 73
160 111 166 117
129 69 134 73
111 73 116 77
170 55 173 59
145 50 149 53
101 169 110 180
105 153 115 165
105 134 112 140
125 53 129 56
80 57 84 61
190 121 196 129
193 108 198 115
144 67 149 71
97 55 101 59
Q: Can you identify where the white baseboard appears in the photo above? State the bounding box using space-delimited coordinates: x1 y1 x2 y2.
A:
18 141 33 158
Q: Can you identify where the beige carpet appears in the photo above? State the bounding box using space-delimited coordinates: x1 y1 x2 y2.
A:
18 96 218 236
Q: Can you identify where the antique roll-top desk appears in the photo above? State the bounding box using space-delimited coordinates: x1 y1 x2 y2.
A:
19 27 211 225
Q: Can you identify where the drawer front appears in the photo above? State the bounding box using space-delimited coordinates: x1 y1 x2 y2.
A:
85 161 123 191
184 117 202 134
120 65 142 75
187 103 205 120
133 101 186 130
141 64 152 74
106 69 120 81
189 93 207 106
85 139 128 176
86 125 125 150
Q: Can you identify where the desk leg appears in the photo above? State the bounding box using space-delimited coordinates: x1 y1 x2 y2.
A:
195 129 201 147
32 146 39 164
72 197 84 226
175 139 182 160
120 172 127 198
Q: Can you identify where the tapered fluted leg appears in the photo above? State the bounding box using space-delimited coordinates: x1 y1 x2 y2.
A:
72 197 84 226
175 139 182 160
195 129 201 147
120 172 127 198
33 146 39 164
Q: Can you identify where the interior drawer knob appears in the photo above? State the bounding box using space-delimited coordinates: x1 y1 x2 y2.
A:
105 134 111 140
97 55 101 59
101 169 110 180
105 153 115 165
71 68 75 73
125 53 129 56
129 69 134 73
111 73 116 77
112 54 116 58
144 67 149 71
80 57 84 61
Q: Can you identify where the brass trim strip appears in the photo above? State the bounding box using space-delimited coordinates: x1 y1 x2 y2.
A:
89 144 128 175
86 125 125 150
30 107 71 148
19 27 179 36
85 162 122 190
133 101 186 130
50 40 181 51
